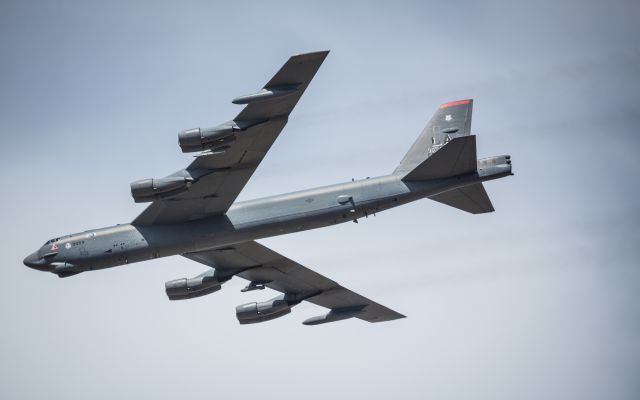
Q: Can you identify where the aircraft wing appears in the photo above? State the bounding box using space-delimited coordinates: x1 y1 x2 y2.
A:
183 241 405 324
133 51 329 226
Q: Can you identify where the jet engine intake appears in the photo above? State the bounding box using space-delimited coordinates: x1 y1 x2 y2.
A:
178 119 269 153
236 294 292 324
165 269 221 300
178 121 239 153
130 176 193 203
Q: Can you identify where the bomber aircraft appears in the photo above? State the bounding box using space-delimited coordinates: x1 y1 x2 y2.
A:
24 51 512 325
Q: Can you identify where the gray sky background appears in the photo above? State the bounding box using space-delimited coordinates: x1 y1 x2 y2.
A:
1 1 639 399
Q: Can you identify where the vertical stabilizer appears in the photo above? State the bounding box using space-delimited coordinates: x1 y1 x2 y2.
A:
395 99 473 177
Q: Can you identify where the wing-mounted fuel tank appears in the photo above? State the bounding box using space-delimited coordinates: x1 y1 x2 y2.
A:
130 169 213 203
235 294 300 324
178 119 267 153
165 269 222 300
302 306 365 325
231 84 299 104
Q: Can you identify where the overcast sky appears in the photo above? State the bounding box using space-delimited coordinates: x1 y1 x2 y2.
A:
1 1 639 399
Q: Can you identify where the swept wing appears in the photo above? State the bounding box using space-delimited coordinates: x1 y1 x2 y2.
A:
184 241 405 324
133 51 329 225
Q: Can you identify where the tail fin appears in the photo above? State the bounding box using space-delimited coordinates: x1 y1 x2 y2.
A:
395 99 498 214
395 99 474 178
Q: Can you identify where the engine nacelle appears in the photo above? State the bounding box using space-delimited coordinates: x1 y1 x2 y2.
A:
236 295 292 324
130 176 193 203
178 121 238 153
165 269 221 300
178 119 269 153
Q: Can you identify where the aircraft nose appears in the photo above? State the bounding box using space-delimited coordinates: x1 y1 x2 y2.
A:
23 252 44 270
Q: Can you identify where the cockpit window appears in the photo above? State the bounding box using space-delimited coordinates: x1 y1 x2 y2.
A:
43 238 60 246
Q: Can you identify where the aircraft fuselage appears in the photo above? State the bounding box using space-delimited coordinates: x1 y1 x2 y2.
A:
24 166 508 277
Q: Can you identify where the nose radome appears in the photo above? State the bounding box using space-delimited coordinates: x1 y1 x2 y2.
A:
23 252 42 269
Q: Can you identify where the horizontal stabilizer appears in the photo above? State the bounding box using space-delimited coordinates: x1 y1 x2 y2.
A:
429 183 494 214
401 135 477 181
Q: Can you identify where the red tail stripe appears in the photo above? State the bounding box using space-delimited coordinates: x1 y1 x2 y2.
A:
439 99 471 109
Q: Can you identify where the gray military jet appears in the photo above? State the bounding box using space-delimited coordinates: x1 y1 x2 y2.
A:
24 51 512 325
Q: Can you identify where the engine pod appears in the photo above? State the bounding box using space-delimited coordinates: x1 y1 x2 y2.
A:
165 269 221 300
236 295 292 324
130 176 193 203
178 122 238 153
178 119 269 153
